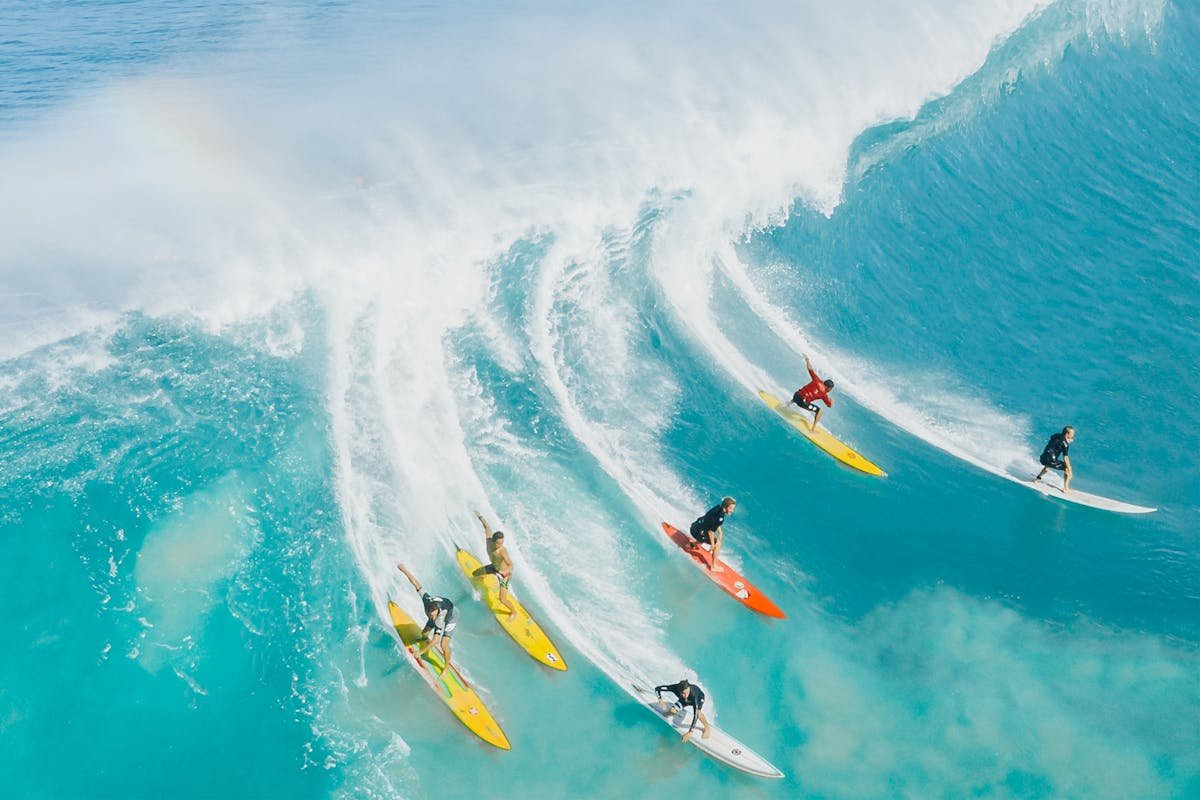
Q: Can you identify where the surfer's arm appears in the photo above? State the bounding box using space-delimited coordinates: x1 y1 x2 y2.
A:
804 354 819 381
679 706 701 740
415 623 435 652
424 613 446 640
396 563 422 593
475 510 494 546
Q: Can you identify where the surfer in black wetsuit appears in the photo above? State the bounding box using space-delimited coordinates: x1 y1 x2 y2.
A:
396 564 459 668
655 679 711 741
688 497 736 573
1033 426 1075 491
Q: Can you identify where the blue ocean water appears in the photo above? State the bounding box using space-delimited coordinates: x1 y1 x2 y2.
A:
1 1 1197 799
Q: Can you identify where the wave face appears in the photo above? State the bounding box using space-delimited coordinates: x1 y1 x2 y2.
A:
1 1 1197 798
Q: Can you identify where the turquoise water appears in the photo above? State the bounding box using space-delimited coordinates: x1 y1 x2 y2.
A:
1 1 1197 798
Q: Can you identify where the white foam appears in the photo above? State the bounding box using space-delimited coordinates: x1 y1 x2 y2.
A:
4 0 1157 773
712 248 1034 474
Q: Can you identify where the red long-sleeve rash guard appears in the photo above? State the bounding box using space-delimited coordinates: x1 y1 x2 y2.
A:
797 367 831 407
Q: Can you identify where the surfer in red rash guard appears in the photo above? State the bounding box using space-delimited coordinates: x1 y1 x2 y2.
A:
790 353 835 430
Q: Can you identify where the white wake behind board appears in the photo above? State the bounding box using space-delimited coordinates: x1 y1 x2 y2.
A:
1003 467 1155 514
632 686 783 779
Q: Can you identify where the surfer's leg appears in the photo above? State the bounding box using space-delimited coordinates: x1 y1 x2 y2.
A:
439 611 458 665
1033 466 1047 482
710 530 724 572
498 579 517 618
423 634 443 671
698 710 712 739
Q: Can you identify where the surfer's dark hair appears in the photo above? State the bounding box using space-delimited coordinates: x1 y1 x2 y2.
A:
824 379 835 390
492 531 505 541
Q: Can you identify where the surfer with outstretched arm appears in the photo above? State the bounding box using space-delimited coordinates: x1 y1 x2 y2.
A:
688 497 735 573
471 511 518 620
396 563 458 668
1033 426 1075 491
790 353 835 430
655 679 712 742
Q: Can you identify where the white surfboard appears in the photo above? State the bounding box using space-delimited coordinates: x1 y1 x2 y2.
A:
1003 465 1155 514
632 685 783 779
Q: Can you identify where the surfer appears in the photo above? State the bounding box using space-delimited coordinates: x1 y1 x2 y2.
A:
471 511 518 620
688 497 735 572
655 679 712 742
790 353 835 430
1033 426 1075 491
396 564 459 667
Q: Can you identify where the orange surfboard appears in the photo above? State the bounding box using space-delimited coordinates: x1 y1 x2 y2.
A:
661 522 785 619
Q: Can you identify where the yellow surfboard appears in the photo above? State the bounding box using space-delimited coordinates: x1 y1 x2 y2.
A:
758 390 886 477
387 601 511 750
455 548 567 671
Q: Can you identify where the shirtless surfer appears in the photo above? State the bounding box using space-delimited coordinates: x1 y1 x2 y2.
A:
790 354 835 430
472 511 518 620
1033 426 1075 492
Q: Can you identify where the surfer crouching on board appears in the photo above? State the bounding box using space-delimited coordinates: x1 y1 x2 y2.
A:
471 511 518 620
655 679 712 741
1033 426 1075 491
688 497 735 572
790 353 835 429
396 564 459 668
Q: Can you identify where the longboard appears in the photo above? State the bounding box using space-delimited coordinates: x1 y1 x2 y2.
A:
387 601 511 750
455 548 567 671
1004 468 1155 514
758 389 886 477
662 522 785 619
631 685 784 779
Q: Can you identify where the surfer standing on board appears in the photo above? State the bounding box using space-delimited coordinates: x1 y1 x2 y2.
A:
396 564 459 668
790 354 835 430
471 511 518 621
655 679 712 742
688 497 735 572
1033 426 1075 491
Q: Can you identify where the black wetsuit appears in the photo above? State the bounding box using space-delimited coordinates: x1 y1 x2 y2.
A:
1040 433 1070 470
689 504 726 545
655 682 706 732
420 593 458 638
